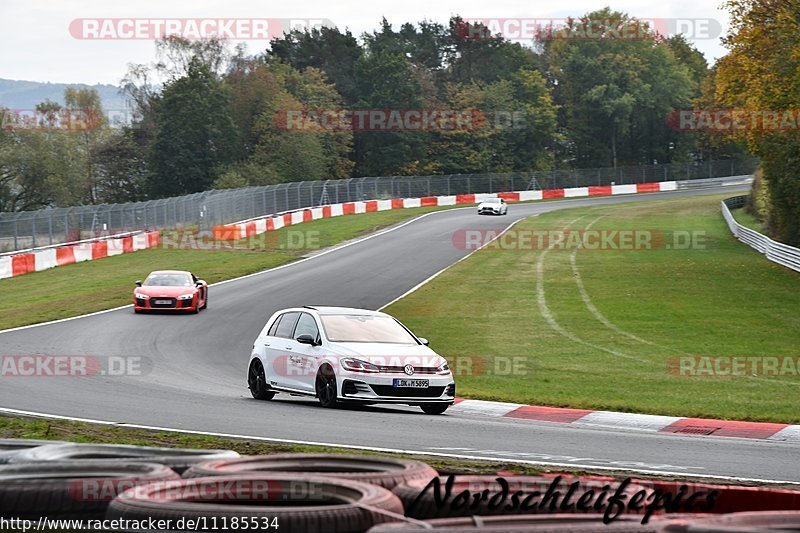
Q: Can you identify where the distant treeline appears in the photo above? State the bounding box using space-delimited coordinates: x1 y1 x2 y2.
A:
3 6 794 244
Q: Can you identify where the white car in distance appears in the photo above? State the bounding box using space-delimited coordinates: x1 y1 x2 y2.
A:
247 306 455 414
477 197 508 215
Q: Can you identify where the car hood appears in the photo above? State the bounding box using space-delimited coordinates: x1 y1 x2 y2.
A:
478 202 500 208
326 342 447 367
135 286 196 297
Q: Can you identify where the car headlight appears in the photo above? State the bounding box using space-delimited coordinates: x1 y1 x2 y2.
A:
177 293 195 300
341 358 380 373
436 362 450 374
135 293 149 299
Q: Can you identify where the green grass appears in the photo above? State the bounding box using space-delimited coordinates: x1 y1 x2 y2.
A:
0 206 450 331
387 193 800 423
731 207 764 232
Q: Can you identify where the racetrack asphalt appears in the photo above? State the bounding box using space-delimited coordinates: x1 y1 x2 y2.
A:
4 184 797 484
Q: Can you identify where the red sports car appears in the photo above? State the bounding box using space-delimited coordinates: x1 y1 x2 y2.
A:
133 270 208 313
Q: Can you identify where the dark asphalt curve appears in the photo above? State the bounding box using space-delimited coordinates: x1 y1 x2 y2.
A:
3 185 797 484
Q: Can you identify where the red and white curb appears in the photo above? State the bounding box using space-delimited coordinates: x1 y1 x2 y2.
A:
1 181 680 280
0 231 159 280
212 181 680 240
450 399 800 442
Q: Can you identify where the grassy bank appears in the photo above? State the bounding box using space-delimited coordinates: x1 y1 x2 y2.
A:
387 193 800 423
0 206 450 331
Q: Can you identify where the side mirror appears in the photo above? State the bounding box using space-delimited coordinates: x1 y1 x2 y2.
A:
296 334 318 346
195 280 205 286
418 337 430 346
135 280 142 287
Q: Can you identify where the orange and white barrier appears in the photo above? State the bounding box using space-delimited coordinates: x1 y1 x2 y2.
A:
0 231 159 281
212 180 680 240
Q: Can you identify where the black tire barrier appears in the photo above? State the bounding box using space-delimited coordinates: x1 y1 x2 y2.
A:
9 443 239 474
0 461 180 519
662 510 800 532
366 513 698 532
183 453 438 489
106 474 406 533
392 475 657 520
0 439 66 464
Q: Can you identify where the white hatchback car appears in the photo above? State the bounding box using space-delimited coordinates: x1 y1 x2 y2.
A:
477 197 508 215
247 306 455 414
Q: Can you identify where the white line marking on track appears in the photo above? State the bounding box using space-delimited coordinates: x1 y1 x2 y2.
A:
379 216 526 310
0 406 796 485
0 208 467 336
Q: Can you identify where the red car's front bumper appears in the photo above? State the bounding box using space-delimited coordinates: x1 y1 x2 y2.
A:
133 295 198 312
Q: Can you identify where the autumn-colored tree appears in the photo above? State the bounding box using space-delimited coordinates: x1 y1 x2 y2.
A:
716 0 800 244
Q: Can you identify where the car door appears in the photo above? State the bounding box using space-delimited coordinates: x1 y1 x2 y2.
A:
263 311 300 390
289 312 323 393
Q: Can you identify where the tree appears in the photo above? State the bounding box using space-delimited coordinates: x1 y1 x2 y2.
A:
542 9 694 168
149 57 238 197
64 87 108 204
269 27 363 104
91 127 148 203
716 0 800 244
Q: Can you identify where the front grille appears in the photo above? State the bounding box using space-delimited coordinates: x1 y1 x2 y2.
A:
179 299 193 308
369 385 445 398
149 298 177 309
377 366 440 375
135 297 147 307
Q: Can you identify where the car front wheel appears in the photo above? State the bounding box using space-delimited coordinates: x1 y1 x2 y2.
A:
248 360 275 400
420 403 449 415
315 366 338 408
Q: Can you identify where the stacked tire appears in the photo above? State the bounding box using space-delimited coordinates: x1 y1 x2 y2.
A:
183 453 438 489
3 438 800 532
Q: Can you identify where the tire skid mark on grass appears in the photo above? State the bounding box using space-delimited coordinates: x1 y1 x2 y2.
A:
534 215 653 364
569 215 680 353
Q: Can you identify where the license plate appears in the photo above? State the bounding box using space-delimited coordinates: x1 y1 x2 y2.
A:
154 300 172 305
393 379 429 388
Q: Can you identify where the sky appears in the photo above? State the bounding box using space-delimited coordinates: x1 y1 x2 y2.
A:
0 0 732 86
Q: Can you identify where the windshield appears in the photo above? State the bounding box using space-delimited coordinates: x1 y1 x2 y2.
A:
144 274 192 287
320 315 419 344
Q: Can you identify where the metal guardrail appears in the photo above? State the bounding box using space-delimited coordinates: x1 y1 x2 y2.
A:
0 158 759 252
722 196 800 272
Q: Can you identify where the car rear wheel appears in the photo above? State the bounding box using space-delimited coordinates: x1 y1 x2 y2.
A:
201 290 207 310
420 403 449 415
315 366 338 408
248 360 275 400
